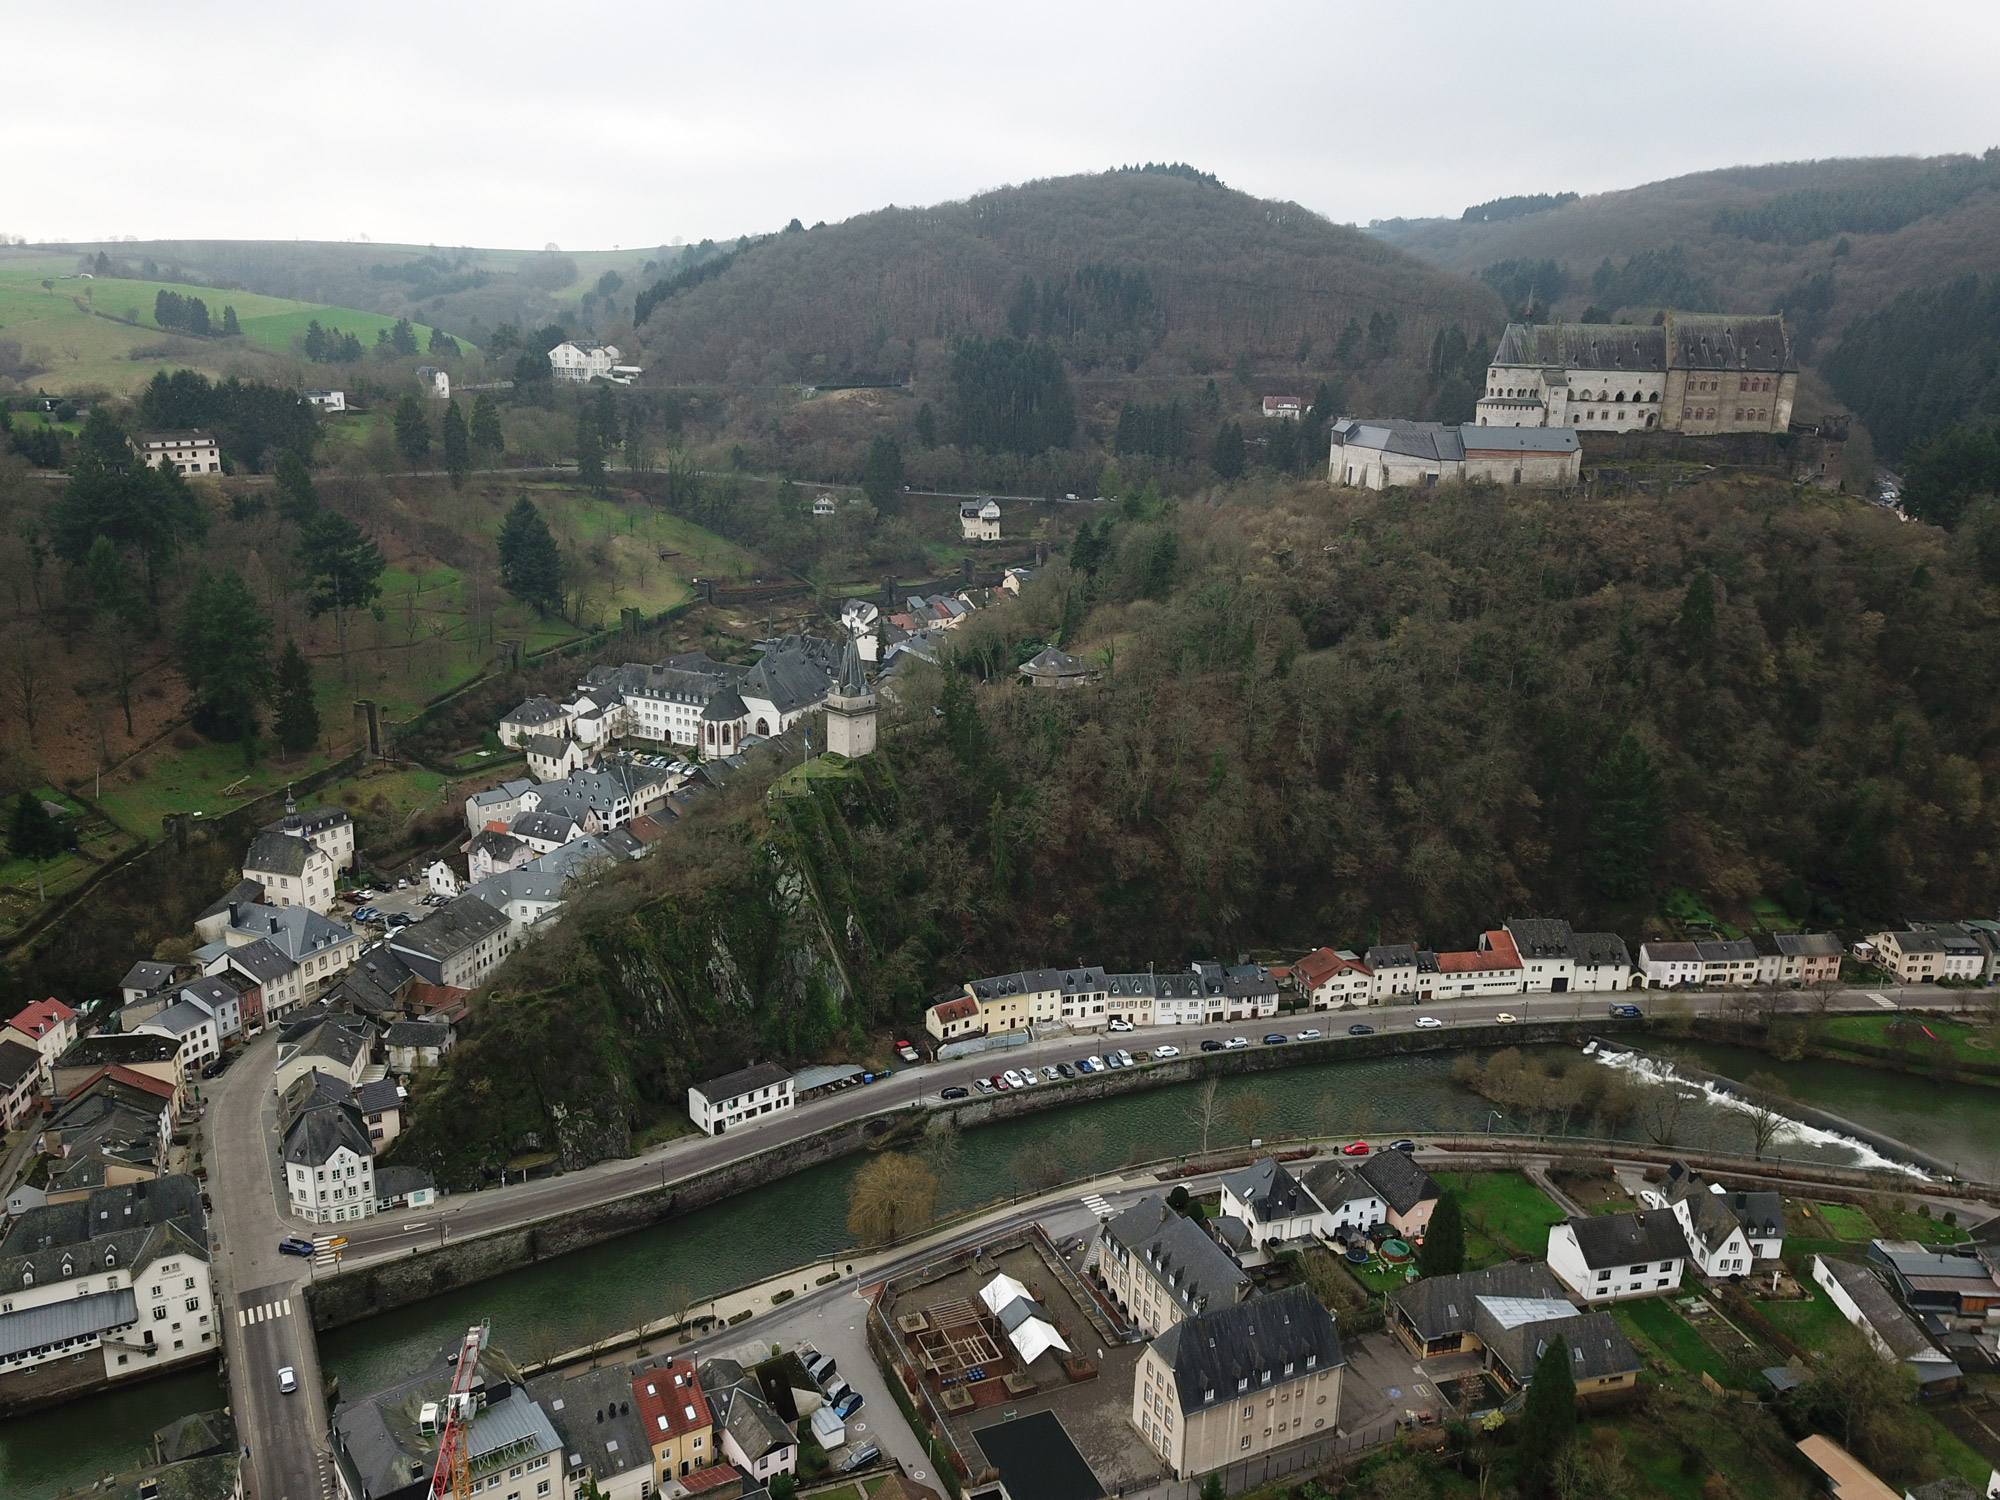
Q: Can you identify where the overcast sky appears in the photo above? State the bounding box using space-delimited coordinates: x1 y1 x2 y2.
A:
14 1 1997 249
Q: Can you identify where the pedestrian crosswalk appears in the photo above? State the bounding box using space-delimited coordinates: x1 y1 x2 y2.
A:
237 1297 292 1327
1081 1193 1113 1219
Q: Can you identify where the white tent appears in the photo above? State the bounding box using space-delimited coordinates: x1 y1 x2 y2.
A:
978 1272 1072 1365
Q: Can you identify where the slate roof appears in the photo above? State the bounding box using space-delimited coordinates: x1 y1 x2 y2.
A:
1774 932 1841 958
694 1061 792 1104
293 1020 367 1069
1818 1256 1950 1364
1642 941 1702 963
282 1101 373 1168
391 895 509 963
243 831 316 878
1152 1284 1342 1415
2 1174 204 1256
1365 944 1417 969
385 1019 450 1048
0 1286 139 1360
1561 1211 1688 1269
966 966 1108 1001
1569 931 1632 967
332 1345 541 1499
1103 1195 1249 1317
218 938 296 986
120 961 177 994
224 902 353 964
354 1078 402 1114
263 804 351 839
698 1358 795 1461
502 696 567 727
374 1165 435 1200
1695 939 1759 963
1492 322 1668 372
739 644 836 716
701 686 749 722
1503 919 1574 960
467 828 529 862
528 1360 654 1495
1222 1159 1315 1223
279 1069 353 1133
1392 1262 1570 1343
1019 645 1089 681
1330 418 1465 463
1668 313 1794 372
59 1033 179 1070
196 878 266 924
1660 1163 1783 1243
1460 426 1581 455
1300 1159 1376 1212
1476 1305 1640 1386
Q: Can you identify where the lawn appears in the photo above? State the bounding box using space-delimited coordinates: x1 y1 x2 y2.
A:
1436 1171 1567 1263
1756 1287 1852 1351
93 740 341 837
1818 1014 1998 1065
1614 1297 1733 1386
1810 1202 1878 1240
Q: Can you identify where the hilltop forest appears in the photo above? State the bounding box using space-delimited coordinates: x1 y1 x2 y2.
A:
400 473 2000 1183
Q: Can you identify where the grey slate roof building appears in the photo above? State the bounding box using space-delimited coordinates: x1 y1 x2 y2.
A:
1151 1284 1343 1415
1017 644 1092 687
282 1101 374 1171
1474 1304 1639 1390
1494 323 1668 372
1102 1194 1251 1321
389 894 509 984
693 1060 792 1103
1561 1210 1690 1269
698 1356 796 1467
242 830 315 878
333 1344 561 1500
1393 1263 1570 1351
1354 1149 1442 1216
120 960 177 996
525 1359 654 1498
1221 1159 1316 1225
1816 1254 1961 1387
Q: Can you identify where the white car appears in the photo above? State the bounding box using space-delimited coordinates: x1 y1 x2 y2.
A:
1042 1065 1060 1081
1086 1055 1106 1072
1494 1013 1519 1025
1296 1029 1322 1041
1224 1036 1250 1049
1002 1069 1025 1088
1152 1045 1180 1059
278 1366 298 1394
1415 1016 1443 1030
1116 1049 1135 1066
1108 1018 1135 1032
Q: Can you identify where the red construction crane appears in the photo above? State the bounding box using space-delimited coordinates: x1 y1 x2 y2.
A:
426 1322 490 1500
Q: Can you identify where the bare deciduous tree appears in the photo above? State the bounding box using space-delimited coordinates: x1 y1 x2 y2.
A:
845 1152 939 1246
1741 1071 1791 1159
1184 1077 1224 1155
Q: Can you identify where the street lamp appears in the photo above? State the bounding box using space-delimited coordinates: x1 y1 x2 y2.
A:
1486 1110 1503 1135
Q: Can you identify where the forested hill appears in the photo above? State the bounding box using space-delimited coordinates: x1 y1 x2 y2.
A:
398 473 2000 1185
1373 152 2000 370
626 169 1505 405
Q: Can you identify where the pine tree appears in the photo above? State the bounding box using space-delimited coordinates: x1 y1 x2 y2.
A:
470 394 504 459
862 435 904 505
8 792 66 901
591 385 619 459
575 410 605 492
1585 732 1666 900
295 511 386 670
1212 421 1245 479
303 320 327 362
914 402 937 449
176 570 274 753
221 305 240 336
393 396 431 466
1416 1190 1464 1277
274 638 320 756
441 400 470 488
497 495 564 614
186 298 211 336
275 450 319 524
1515 1334 1577 1498
1678 568 1716 664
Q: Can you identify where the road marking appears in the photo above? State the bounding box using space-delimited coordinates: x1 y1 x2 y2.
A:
239 1298 291 1326
1081 1194 1112 1218
1869 992 1897 1009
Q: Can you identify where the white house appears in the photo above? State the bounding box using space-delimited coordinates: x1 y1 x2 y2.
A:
464 869 567 943
1547 1212 1689 1303
1301 1160 1390 1239
465 777 540 834
388 895 511 990
243 829 338 915
687 1062 794 1136
1364 944 1422 1001
548 341 622 383
1261 395 1305 420
262 799 356 871
1221 1158 1332 1250
1637 941 1704 989
499 697 573 749
0 1177 216 1387
1498 919 1634 993
133 995 223 1081
1662 1166 1783 1277
282 1102 377 1225
1291 948 1375 1009
131 431 221 474
960 499 1001 541
424 860 461 898
812 493 838 516
4 997 79 1086
1812 1255 1963 1393
304 390 346 412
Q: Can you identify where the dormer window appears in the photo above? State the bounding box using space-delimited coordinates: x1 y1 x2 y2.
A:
1237 1377 1248 1393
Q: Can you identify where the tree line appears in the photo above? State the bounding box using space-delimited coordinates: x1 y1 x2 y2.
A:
139 368 317 472
1714 150 2000 243
1824 271 2000 457
153 289 238 337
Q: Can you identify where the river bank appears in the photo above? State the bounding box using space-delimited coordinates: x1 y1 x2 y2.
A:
5 1039 1996 1499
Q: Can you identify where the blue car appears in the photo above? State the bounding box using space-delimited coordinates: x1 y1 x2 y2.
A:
834 1391 865 1418
278 1237 315 1257
1263 1033 1289 1045
1608 1004 1643 1019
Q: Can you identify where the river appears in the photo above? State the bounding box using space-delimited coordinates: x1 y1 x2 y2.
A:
6 1042 1995 1497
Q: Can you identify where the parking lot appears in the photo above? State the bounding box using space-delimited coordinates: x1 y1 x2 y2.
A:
338 878 442 939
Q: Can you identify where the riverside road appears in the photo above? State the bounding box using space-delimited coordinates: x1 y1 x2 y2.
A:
202 982 1970 1496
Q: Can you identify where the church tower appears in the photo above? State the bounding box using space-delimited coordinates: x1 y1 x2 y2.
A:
823 638 877 759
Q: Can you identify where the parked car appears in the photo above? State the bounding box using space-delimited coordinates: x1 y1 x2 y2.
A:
1415 1016 1443 1029
1152 1045 1180 1059
1085 1055 1106 1072
834 1391 865 1418
200 1053 232 1079
1389 1139 1417 1153
998 1072 1019 1089
278 1366 298 1394
806 1352 836 1384
1224 1037 1249 1049
395 878 409 889
1201 1039 1224 1052
1104 1052 1125 1069
973 1078 995 1093
1296 1028 1322 1040
278 1237 315 1257
1041 1065 1060 1081
353 907 380 923
940 1086 969 1100
1108 1017 1134 1032
1342 1141 1370 1156
1494 1013 1519 1024
1055 1062 1075 1078
1608 1003 1642 1019
838 1445 881 1473
1115 1049 1135 1066
822 1377 850 1405
1348 1022 1375 1035
897 1041 921 1062
1262 1033 1289 1046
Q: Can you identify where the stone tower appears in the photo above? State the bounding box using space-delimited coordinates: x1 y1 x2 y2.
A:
823 638 877 760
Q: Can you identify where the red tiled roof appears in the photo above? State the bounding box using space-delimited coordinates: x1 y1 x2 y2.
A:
676 1465 742 1495
634 1359 711 1444
1481 930 1522 966
1436 949 1518 974
9 997 75 1038
410 983 470 1021
931 995 980 1023
1292 947 1370 987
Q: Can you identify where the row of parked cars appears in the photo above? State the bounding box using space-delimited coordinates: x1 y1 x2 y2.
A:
800 1348 877 1471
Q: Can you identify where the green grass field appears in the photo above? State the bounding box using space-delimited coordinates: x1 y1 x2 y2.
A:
1437 1171 1568 1263
1614 1297 1731 1386
1757 1286 1852 1350
92 740 341 837
1810 1202 1878 1240
1819 1013 1997 1064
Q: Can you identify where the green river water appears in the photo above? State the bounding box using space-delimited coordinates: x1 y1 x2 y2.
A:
6 1044 1995 1497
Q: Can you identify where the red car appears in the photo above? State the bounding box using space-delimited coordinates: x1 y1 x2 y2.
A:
990 1074 1008 1090
1342 1141 1371 1156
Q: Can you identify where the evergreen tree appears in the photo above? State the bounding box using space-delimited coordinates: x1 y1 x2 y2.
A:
273 638 320 755
303 319 327 362
1212 421 1245 479
393 395 431 466
220 305 240 336
497 495 564 614
470 394 505 458
185 297 211 336
1416 1190 1464 1277
862 434 904 505
275 450 319 524
575 409 605 492
1585 732 1665 900
441 400 470 488
426 325 460 356
83 536 149 736
295 510 386 667
1678 568 1716 664
1515 1334 1577 1498
914 402 937 449
390 317 419 356
7 792 66 901
1199 1476 1225 1500
176 570 274 752
591 385 620 458
1267 415 1300 473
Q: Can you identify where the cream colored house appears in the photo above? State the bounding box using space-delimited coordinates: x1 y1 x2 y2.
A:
1132 1285 1344 1481
243 830 337 914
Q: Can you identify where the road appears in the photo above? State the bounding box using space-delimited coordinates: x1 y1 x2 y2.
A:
200 978 1965 1487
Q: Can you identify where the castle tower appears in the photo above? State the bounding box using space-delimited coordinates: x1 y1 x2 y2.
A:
823 638 877 760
